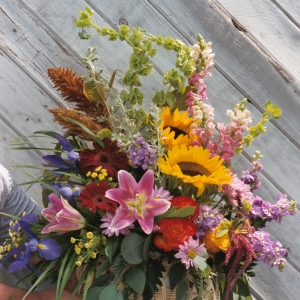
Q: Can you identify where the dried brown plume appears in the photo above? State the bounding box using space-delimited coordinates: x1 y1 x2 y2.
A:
47 67 110 139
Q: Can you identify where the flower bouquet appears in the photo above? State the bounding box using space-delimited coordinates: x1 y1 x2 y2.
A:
0 7 297 300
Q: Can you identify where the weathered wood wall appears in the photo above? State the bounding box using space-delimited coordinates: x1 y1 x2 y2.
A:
0 0 299 299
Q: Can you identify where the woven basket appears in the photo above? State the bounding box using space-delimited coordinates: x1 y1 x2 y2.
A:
76 257 220 300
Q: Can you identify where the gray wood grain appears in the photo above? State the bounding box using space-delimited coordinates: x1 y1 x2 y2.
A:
1 0 299 299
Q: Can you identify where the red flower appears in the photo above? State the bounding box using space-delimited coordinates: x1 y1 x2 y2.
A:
78 181 117 213
154 218 197 251
171 196 199 221
79 138 129 179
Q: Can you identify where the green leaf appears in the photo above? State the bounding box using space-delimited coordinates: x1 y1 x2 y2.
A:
126 268 146 294
83 81 106 103
105 236 120 262
215 220 232 238
234 277 251 297
63 117 104 148
169 263 186 290
116 290 124 300
86 287 103 300
165 207 195 219
194 256 207 271
96 258 111 278
92 273 112 288
121 233 144 264
176 280 189 300
78 32 93 40
99 283 118 300
143 234 152 262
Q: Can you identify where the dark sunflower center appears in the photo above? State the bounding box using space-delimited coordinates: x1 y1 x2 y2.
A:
93 195 107 205
96 152 112 166
165 126 186 139
178 161 211 177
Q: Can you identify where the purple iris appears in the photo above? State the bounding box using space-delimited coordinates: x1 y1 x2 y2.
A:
45 183 81 207
42 134 79 171
0 214 61 273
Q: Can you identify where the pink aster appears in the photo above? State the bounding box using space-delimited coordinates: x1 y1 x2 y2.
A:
100 207 135 237
174 236 206 270
105 170 171 234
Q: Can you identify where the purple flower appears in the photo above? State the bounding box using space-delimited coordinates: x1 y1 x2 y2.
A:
0 214 61 273
195 205 224 238
174 236 206 270
105 170 170 234
41 193 86 234
247 231 286 270
128 134 157 170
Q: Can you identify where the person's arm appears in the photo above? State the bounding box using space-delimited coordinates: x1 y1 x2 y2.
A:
0 283 82 300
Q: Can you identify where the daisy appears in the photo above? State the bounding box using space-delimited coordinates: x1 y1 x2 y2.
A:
174 236 206 270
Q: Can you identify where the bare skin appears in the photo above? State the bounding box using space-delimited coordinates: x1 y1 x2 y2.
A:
0 283 82 300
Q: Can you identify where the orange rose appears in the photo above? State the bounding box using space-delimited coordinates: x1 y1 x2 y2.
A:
154 218 197 251
171 196 199 221
203 224 231 253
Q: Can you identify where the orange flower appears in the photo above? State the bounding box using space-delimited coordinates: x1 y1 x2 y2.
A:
203 224 231 253
154 218 197 252
171 196 199 221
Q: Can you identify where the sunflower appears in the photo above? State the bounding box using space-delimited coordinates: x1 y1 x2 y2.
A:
78 181 117 213
157 145 232 197
79 138 129 179
159 107 196 148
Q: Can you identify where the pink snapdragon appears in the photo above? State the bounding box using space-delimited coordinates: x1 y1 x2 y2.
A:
105 170 171 234
41 193 86 234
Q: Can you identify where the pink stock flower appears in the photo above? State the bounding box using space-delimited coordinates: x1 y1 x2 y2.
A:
105 170 171 234
41 193 86 234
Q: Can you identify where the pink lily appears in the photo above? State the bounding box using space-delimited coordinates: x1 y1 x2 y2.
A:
105 170 171 234
41 193 86 234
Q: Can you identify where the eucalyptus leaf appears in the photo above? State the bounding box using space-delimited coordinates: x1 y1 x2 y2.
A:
143 234 152 262
106 236 120 262
194 256 207 271
96 258 111 278
99 283 118 300
169 263 186 290
176 280 189 300
86 287 103 300
121 233 144 264
126 268 146 294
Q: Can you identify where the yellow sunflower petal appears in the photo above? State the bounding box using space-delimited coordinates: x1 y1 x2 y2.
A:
157 145 232 197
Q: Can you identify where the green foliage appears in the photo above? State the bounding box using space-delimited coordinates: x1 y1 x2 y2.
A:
126 268 146 294
142 258 165 300
121 233 145 264
176 280 189 300
105 235 120 262
169 263 186 290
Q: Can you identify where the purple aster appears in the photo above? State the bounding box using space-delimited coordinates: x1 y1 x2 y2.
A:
174 236 206 270
128 133 157 170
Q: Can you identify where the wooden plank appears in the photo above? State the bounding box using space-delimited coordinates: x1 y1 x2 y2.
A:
0 119 44 207
249 261 300 300
145 0 300 148
271 0 300 28
213 0 300 81
0 49 64 136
